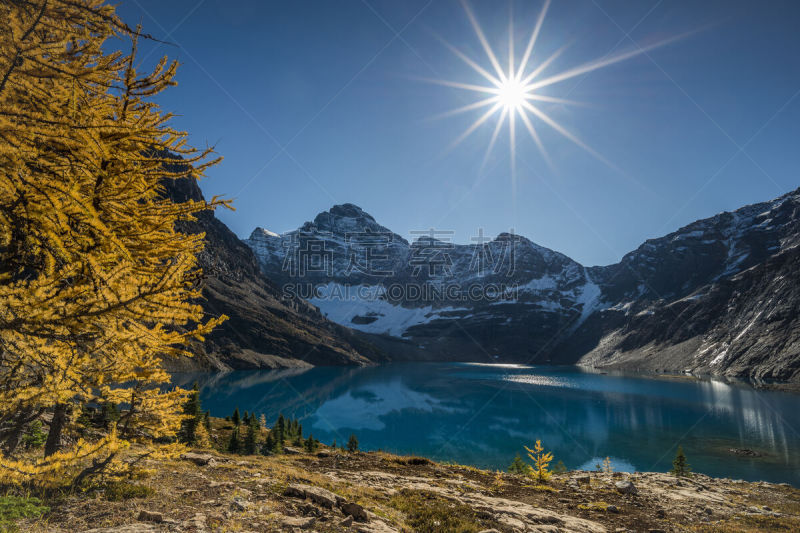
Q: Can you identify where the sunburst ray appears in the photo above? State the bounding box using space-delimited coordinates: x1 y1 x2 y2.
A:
516 0 550 79
460 0 507 82
431 0 684 181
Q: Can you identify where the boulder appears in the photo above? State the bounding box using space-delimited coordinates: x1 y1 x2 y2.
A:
615 480 638 495
136 510 163 523
284 483 343 508
181 452 215 466
341 501 368 521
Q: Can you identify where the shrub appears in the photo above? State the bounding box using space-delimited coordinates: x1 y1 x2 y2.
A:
21 421 47 450
0 496 49 530
103 480 155 501
389 489 499 532
508 453 532 475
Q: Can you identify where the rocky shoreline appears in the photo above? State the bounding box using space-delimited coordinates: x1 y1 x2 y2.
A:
21 446 799 532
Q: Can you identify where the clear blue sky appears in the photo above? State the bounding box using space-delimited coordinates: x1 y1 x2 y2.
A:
118 0 800 266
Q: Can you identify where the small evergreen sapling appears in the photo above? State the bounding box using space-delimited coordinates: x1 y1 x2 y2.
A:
670 446 691 477
508 453 531 475
347 434 359 453
22 422 47 450
304 434 318 453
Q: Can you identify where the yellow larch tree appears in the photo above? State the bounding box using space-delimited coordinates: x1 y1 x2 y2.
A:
524 440 554 483
0 0 227 485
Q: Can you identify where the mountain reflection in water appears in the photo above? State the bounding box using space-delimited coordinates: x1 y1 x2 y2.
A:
173 363 800 485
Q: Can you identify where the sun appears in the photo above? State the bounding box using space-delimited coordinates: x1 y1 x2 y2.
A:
429 0 682 177
495 77 528 112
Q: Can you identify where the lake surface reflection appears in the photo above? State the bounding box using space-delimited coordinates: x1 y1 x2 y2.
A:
174 363 800 485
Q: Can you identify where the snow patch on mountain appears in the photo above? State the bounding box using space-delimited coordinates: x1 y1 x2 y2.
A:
309 283 467 337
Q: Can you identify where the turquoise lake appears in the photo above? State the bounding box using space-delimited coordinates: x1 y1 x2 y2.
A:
174 363 800 485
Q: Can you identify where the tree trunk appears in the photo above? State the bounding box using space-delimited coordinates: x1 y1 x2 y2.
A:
1 407 42 455
45 403 67 457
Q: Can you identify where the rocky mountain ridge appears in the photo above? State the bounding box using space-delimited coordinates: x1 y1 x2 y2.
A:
161 177 383 371
246 188 800 382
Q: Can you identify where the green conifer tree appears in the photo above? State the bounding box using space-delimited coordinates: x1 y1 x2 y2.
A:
508 453 531 475
179 383 203 445
670 446 691 477
347 434 359 453
101 402 121 430
261 431 275 455
275 414 286 446
227 426 241 454
244 417 259 455
231 407 241 427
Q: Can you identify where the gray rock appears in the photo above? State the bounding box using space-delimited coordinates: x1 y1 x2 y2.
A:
181 452 215 466
284 483 343 508
281 515 316 529
231 498 249 512
606 504 619 513
575 474 591 484
340 515 354 527
615 480 637 495
183 513 207 530
284 446 304 455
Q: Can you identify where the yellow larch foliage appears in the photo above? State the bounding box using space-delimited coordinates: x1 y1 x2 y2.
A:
0 0 228 485
524 440 554 483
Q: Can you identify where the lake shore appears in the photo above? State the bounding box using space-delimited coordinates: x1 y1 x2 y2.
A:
19 444 800 532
